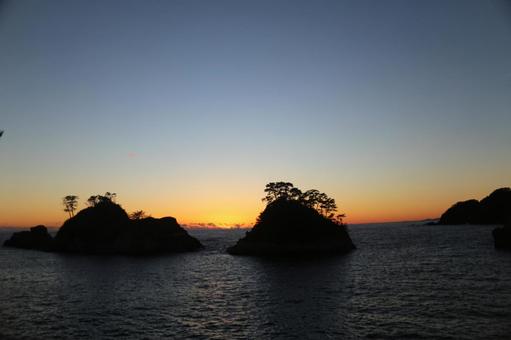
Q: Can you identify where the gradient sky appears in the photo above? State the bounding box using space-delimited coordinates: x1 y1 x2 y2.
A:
1 0 510 227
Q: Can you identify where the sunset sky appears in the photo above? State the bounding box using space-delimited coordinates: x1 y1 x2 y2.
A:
1 0 510 227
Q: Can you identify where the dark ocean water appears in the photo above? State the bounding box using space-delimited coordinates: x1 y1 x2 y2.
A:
1 223 510 339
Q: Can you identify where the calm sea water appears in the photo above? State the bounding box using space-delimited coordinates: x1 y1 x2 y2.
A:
1 223 510 339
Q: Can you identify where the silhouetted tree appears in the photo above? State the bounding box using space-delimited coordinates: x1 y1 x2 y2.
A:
63 195 79 218
300 189 321 209
0 130 3 138
262 182 301 203
104 192 117 202
130 210 147 220
86 192 118 207
262 182 345 223
334 213 346 226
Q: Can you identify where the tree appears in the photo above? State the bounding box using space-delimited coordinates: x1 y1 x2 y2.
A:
104 192 117 202
130 210 147 220
319 196 337 219
262 182 300 204
86 192 118 207
63 195 79 218
334 214 346 226
261 182 346 223
300 189 321 209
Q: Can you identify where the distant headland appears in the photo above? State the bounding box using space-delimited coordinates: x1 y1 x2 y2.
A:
437 188 511 225
436 187 511 249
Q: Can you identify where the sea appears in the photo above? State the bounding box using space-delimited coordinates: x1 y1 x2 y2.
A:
1 223 510 339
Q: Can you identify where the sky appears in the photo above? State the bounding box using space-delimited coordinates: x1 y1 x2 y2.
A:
1 0 510 227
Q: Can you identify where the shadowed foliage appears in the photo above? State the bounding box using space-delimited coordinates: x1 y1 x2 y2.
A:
62 195 79 218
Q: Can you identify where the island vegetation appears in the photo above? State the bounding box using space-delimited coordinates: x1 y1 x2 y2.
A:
227 182 355 255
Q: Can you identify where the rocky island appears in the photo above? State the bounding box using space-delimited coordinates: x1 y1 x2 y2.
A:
436 187 511 249
492 222 511 250
4 193 202 255
4 225 54 251
227 182 355 256
438 188 511 225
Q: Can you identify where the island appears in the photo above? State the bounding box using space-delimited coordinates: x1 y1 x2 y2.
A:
4 193 202 255
438 188 511 225
436 187 511 249
227 182 355 256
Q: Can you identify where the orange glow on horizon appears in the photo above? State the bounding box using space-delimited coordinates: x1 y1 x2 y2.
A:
0 182 507 228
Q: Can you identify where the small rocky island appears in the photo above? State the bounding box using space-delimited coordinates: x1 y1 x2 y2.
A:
437 187 511 249
228 182 355 256
4 193 202 255
493 222 511 250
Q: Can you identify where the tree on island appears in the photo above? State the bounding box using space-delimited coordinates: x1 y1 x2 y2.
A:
86 192 117 207
130 210 147 220
62 195 79 218
261 181 345 225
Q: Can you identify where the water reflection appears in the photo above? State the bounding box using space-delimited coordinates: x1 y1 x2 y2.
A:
243 254 355 338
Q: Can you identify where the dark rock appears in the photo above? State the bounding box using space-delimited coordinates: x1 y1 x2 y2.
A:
227 199 355 256
438 188 511 225
492 222 511 250
54 201 202 254
113 217 203 255
424 221 438 226
54 201 130 253
438 199 482 225
3 225 54 251
480 188 511 224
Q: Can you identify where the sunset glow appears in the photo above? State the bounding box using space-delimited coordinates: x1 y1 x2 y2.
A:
1 0 510 228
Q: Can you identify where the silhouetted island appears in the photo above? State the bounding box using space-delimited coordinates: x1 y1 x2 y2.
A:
438 188 511 225
4 194 202 255
3 225 54 251
227 182 355 256
436 187 511 249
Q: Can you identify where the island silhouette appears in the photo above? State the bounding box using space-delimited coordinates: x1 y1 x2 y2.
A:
4 193 202 255
227 182 355 255
436 187 511 249
6 186 510 255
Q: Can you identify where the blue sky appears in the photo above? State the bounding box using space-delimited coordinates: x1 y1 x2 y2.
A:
1 0 510 226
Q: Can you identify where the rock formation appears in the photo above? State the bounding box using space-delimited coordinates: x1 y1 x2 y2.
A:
438 188 511 225
227 199 355 256
4 201 202 255
492 221 511 250
3 225 54 251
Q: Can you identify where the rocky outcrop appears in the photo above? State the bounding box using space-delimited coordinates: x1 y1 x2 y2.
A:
227 199 355 256
4 202 202 255
112 217 203 255
492 222 511 250
438 188 511 225
438 199 482 225
53 202 202 254
3 225 54 251
54 202 130 253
